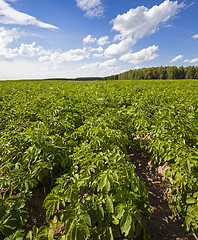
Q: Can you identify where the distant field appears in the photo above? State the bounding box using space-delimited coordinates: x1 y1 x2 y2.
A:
0 80 197 239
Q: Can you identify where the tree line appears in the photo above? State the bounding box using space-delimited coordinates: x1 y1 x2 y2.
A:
103 66 198 80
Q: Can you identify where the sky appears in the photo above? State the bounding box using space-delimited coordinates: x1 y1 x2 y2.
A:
0 0 197 79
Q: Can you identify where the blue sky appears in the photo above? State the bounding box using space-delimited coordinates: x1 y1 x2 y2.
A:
0 0 197 79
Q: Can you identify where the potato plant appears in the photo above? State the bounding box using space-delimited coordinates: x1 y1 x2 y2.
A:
0 79 197 239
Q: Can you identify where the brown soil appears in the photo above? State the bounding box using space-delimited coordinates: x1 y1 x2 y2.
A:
129 150 196 240
25 184 66 239
25 184 50 231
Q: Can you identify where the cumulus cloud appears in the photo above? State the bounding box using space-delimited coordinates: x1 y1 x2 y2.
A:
0 27 21 60
184 58 198 63
89 46 103 53
0 27 90 64
192 35 198 39
83 35 97 44
39 48 89 64
119 45 158 64
170 54 183 62
111 0 183 40
0 46 17 60
0 0 58 29
0 27 21 48
104 37 135 58
97 36 109 45
76 0 104 18
83 34 109 45
18 42 51 57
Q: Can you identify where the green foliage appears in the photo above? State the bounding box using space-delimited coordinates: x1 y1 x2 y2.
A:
0 79 197 239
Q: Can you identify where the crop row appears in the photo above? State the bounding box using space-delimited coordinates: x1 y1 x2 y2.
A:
0 79 197 239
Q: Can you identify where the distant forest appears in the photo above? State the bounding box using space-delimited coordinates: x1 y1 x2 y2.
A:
104 66 198 80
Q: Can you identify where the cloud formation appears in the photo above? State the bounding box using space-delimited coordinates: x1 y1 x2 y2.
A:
83 34 109 45
170 54 183 62
111 0 183 40
104 37 135 58
83 35 97 44
39 48 89 64
0 27 21 60
76 0 104 18
0 0 58 29
119 45 158 64
192 35 198 39
81 58 118 76
184 58 198 63
0 27 21 48
18 42 51 57
97 36 109 45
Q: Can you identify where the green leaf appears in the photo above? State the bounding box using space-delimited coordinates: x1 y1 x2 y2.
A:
186 197 196 204
80 212 92 226
104 179 111 193
112 215 119 225
98 203 104 219
32 226 38 236
65 219 75 237
48 228 54 240
106 195 114 214
134 211 142 222
120 214 132 236
109 227 114 240
59 236 66 240
115 203 125 219
98 176 107 192
80 223 90 237
4 229 25 240
26 231 33 240
135 221 142 238
185 215 192 231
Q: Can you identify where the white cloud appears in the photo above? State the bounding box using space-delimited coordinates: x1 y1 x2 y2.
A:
97 36 109 45
76 0 104 18
83 35 109 46
104 37 135 58
0 0 58 29
119 45 158 64
0 46 17 60
83 34 97 44
184 58 198 63
192 35 198 39
170 54 183 62
0 27 21 60
82 58 117 69
111 0 183 40
0 27 21 48
39 48 89 64
18 42 50 57
0 28 90 64
81 58 118 76
0 27 90 64
90 46 103 53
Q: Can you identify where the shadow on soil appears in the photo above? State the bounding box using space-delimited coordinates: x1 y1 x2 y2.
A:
129 150 196 240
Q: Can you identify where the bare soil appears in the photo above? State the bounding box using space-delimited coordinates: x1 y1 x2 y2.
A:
25 184 50 231
129 150 196 240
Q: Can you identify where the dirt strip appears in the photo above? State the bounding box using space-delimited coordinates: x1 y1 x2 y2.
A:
129 150 196 240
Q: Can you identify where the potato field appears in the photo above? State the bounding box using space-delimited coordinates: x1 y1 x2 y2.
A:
0 79 197 240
